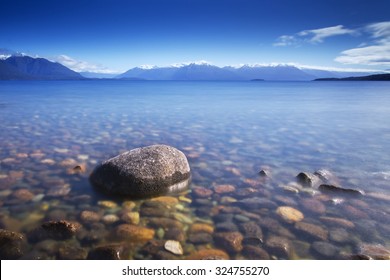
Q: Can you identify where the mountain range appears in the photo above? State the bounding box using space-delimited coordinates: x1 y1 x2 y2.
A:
116 62 383 81
0 55 386 81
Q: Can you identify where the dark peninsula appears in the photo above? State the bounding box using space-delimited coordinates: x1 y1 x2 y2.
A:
315 73 390 81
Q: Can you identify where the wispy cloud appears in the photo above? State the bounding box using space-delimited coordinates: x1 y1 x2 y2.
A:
273 35 297 47
52 55 119 74
298 25 357 43
274 25 356 46
335 21 390 66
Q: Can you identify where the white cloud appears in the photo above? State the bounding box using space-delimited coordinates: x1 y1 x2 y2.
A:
273 35 297 47
52 55 119 74
274 25 356 46
298 25 357 43
335 21 390 66
367 21 390 41
335 44 390 65
274 21 390 66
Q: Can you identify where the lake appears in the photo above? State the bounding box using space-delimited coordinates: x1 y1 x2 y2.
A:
0 80 389 259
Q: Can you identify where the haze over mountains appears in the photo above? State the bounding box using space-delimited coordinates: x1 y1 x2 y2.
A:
0 54 386 81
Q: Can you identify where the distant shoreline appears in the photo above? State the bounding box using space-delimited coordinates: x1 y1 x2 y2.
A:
314 73 390 81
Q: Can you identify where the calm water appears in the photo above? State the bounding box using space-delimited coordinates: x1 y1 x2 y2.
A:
0 80 389 259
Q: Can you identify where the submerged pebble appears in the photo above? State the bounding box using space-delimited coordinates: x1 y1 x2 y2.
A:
164 240 183 255
214 231 243 253
186 249 229 260
265 235 292 259
276 206 304 223
115 224 155 243
242 245 270 260
311 241 339 259
294 222 328 241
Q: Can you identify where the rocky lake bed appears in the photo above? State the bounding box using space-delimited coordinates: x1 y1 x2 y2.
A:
0 81 389 260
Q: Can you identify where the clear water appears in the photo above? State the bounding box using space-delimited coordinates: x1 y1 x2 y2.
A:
0 80 389 259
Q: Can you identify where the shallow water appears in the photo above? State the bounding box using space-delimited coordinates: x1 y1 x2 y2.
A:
0 80 389 259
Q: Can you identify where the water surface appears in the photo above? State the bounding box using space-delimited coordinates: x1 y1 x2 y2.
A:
0 81 389 259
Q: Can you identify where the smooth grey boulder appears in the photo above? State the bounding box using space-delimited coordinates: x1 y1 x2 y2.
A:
90 145 191 198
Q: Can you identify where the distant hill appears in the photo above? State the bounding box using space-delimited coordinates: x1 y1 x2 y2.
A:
315 73 390 81
117 63 241 80
0 55 83 80
0 60 33 80
117 63 381 81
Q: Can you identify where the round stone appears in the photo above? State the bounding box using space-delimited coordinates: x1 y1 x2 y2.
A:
90 145 191 198
276 206 304 223
115 224 155 243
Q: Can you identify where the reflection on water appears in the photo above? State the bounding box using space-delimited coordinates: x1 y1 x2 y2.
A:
0 80 389 260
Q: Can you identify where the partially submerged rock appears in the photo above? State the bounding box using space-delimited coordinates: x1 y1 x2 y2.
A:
319 184 364 196
296 172 321 187
90 145 191 198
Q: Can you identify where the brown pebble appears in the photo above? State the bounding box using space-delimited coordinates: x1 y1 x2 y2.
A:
186 249 229 260
11 189 34 202
320 216 355 229
242 245 270 259
294 222 328 241
115 224 155 243
265 235 292 259
192 187 213 198
80 211 101 223
213 184 236 194
190 223 214 234
67 164 87 174
214 231 243 253
276 206 304 223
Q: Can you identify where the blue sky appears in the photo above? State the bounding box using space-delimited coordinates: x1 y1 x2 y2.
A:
1 0 389 73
